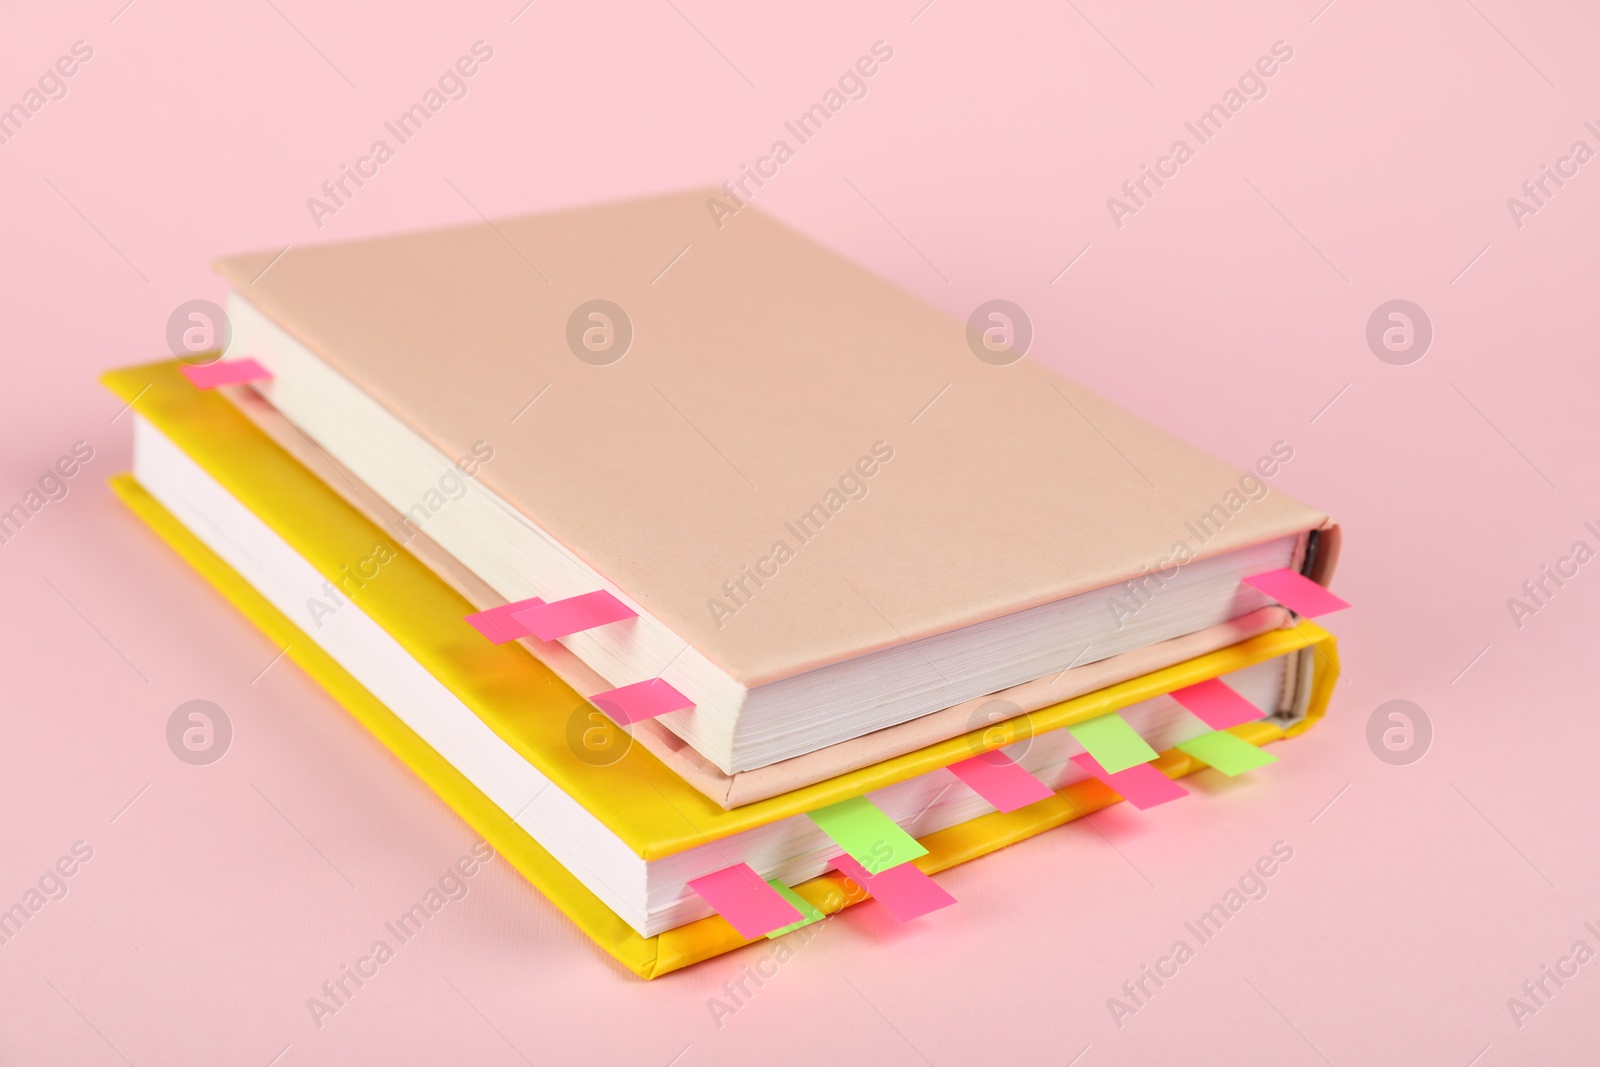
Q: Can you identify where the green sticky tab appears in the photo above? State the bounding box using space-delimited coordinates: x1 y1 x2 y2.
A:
764 880 825 938
1176 730 1278 776
1066 713 1159 773
806 796 928 875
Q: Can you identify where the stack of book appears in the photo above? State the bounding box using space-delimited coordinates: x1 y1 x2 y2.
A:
104 190 1346 978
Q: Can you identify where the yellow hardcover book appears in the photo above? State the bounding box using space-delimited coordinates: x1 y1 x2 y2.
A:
104 361 1339 978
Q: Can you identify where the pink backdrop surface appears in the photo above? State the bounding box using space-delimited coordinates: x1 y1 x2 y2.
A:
3 1 1598 1063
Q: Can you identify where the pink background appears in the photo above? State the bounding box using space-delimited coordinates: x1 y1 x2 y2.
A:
4 0 1598 1063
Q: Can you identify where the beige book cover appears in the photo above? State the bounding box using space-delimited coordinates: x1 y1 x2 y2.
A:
223 379 1303 806
214 189 1335 688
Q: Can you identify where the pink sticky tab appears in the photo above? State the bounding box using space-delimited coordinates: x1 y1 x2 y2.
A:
834 854 955 922
946 751 1054 813
1243 568 1350 618
688 863 803 939
179 358 273 390
589 678 693 725
462 598 545 644
1071 753 1189 810
1170 678 1264 731
510 590 636 641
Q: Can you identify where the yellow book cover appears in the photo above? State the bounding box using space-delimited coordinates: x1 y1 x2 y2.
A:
103 361 1339 978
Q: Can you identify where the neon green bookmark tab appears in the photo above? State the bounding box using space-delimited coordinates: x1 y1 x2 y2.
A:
806 796 927 875
1066 713 1159 773
1176 730 1277 776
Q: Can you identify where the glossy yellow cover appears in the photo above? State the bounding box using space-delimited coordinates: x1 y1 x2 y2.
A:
104 360 1339 978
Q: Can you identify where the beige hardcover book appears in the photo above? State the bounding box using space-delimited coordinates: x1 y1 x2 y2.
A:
213 189 1337 775
223 380 1299 806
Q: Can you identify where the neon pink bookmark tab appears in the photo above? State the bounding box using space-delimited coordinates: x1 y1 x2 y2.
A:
463 598 545 644
1243 568 1350 618
1071 753 1188 810
688 864 803 940
589 678 693 725
179 358 272 389
510 590 636 640
946 751 1054 813
1169 678 1264 731
833 854 955 922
